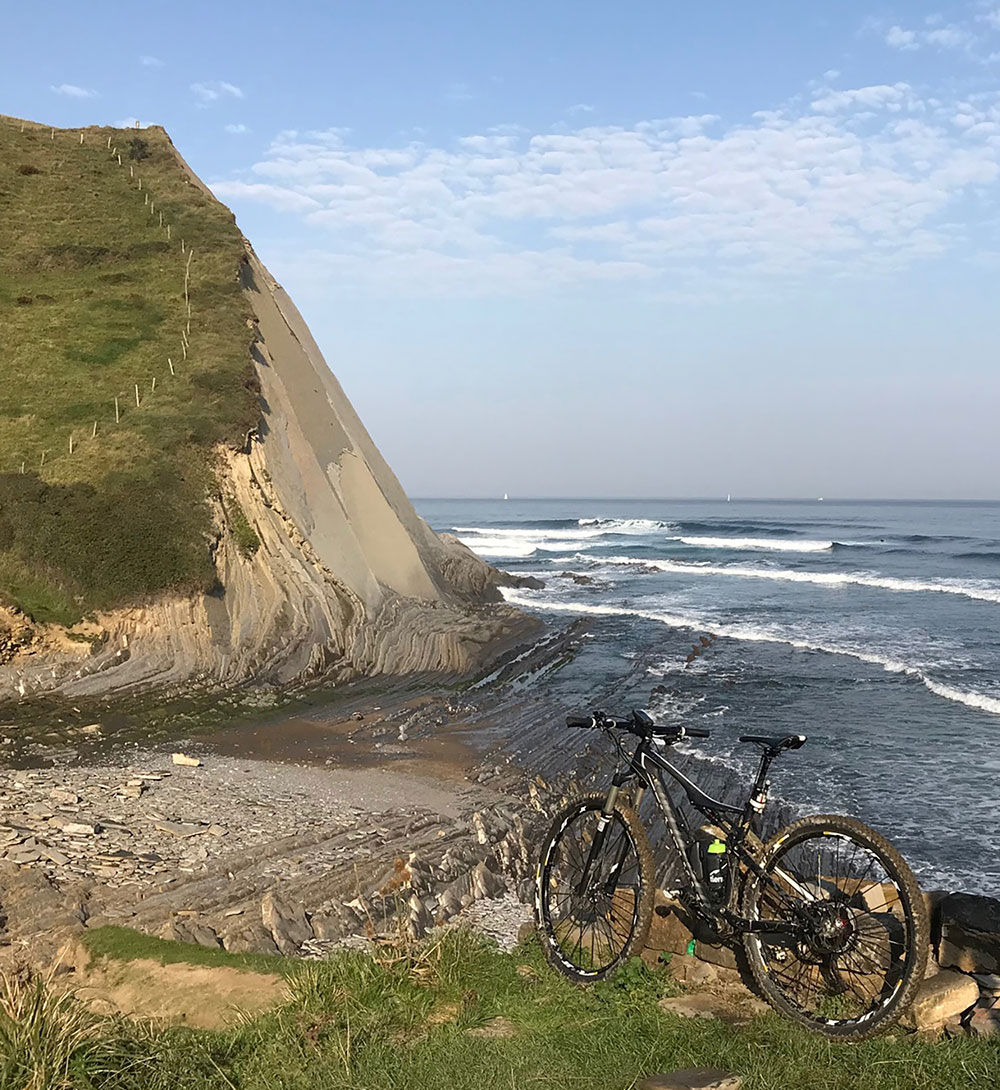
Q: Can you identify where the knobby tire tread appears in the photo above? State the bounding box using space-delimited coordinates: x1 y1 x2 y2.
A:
741 813 930 1041
535 793 655 983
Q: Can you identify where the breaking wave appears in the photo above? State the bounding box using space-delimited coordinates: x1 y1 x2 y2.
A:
498 590 1000 718
598 557 1000 605
673 535 834 553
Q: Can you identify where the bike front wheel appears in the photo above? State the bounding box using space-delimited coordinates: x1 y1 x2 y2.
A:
535 794 655 982
741 813 929 1040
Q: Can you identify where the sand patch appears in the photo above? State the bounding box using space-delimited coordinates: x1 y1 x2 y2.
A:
68 951 285 1029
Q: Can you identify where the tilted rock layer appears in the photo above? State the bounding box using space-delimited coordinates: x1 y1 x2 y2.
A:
0 137 532 701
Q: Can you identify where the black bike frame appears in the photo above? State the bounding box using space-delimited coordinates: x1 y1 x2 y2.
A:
598 731 808 938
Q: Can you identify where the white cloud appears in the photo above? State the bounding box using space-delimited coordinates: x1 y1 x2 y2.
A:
886 26 918 50
568 103 595 114
211 83 1000 298
881 14 984 55
140 55 163 67
925 26 973 48
210 180 321 213
810 83 916 113
50 83 97 99
225 123 251 134
191 80 244 104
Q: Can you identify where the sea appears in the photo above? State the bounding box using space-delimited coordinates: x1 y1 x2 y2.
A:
416 498 1000 897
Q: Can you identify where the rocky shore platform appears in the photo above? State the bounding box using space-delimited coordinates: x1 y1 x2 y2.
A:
1 623 999 1041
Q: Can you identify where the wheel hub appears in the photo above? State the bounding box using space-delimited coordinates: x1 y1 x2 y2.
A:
804 902 857 957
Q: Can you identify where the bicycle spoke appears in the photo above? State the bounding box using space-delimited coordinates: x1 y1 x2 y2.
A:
748 824 920 1030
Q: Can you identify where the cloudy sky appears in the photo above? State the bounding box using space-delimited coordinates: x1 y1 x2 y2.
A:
5 1 1000 498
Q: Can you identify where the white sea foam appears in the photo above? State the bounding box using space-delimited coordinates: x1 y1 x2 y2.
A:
673 535 834 553
455 519 661 559
499 589 1000 719
599 556 1000 605
578 518 669 533
457 534 596 558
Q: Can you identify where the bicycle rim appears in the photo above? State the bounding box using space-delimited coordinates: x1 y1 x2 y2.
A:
746 823 921 1034
538 802 645 978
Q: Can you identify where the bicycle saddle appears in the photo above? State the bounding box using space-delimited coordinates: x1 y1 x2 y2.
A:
739 734 806 752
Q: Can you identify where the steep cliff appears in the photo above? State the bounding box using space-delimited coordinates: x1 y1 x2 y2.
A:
0 117 533 700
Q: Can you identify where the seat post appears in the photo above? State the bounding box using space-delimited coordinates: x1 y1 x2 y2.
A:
751 748 777 801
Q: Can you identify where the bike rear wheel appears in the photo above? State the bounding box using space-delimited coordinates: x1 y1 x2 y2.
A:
536 794 655 982
741 814 929 1040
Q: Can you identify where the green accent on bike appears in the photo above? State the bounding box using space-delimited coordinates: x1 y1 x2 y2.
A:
707 838 727 854
686 939 696 956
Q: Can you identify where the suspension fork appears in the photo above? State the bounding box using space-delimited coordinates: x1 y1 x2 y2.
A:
598 782 648 895
574 773 635 897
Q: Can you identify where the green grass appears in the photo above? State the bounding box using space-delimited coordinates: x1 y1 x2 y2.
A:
0 115 259 624
82 927 286 977
5 930 998 1090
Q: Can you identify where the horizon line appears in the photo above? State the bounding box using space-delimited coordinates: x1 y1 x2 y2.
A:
411 496 1000 504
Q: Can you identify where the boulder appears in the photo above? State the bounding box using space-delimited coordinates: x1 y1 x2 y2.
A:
261 890 313 954
162 918 221 948
938 892 1000 974
221 915 280 955
493 571 545 590
407 893 434 940
906 969 980 1031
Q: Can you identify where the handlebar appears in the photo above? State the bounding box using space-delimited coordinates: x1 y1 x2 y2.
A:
566 710 711 742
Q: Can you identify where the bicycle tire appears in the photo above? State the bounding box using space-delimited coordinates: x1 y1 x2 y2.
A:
535 793 655 982
741 813 929 1040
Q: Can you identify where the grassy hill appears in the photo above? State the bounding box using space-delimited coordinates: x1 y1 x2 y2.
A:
0 116 259 625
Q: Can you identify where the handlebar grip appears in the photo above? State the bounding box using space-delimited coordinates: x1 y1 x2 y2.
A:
566 715 595 729
683 727 711 738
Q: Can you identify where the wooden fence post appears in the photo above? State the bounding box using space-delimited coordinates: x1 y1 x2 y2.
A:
168 357 175 376
151 376 157 392
92 421 98 438
134 384 140 408
115 396 120 423
68 434 74 455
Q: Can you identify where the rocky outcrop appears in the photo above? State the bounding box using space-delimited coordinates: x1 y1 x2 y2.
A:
0 202 537 702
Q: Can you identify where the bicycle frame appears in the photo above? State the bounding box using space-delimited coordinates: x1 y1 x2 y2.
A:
595 731 810 940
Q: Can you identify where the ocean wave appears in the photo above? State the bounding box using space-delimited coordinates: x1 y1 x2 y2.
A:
455 526 609 540
458 534 596 558
578 517 671 533
673 535 834 553
498 590 1000 719
598 556 1000 605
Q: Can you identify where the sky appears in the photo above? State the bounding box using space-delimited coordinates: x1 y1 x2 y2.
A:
4 1 1000 499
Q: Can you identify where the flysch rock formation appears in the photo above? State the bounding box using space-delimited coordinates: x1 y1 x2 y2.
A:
0 137 535 702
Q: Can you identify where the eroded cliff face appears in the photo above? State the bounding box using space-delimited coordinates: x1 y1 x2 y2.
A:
0 247 534 702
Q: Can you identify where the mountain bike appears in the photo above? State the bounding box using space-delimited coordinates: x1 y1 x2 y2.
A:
534 709 929 1040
